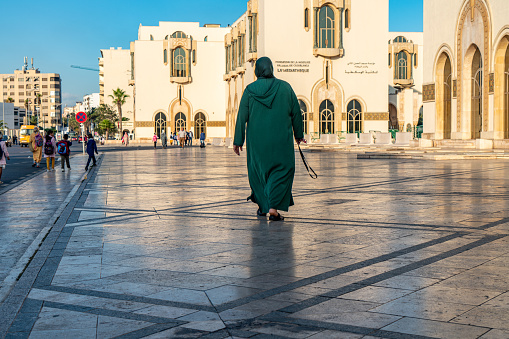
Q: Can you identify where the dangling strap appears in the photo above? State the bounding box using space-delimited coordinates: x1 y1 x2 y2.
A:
298 144 318 179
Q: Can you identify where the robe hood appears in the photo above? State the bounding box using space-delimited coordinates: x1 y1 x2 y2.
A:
246 57 281 109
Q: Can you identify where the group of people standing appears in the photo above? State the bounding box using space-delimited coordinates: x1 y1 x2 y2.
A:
152 129 205 149
28 127 74 172
27 127 98 172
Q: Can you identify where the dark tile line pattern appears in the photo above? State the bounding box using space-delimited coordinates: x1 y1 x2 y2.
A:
64 212 150 227
112 323 205 339
43 300 186 325
170 210 469 232
4 154 508 338
213 231 471 313
278 234 506 314
35 231 464 314
0 158 104 338
257 312 439 339
41 285 216 312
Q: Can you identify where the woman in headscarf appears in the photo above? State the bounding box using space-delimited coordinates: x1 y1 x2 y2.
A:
233 57 304 221
29 127 43 168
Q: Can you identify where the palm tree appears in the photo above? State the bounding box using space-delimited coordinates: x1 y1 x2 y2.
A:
6 97 14 103
99 119 115 140
109 88 129 134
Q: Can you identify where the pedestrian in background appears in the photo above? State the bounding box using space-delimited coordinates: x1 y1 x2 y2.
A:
57 134 72 172
122 132 129 147
188 130 194 146
161 131 167 149
13 135 17 145
233 57 304 221
200 131 206 148
43 130 57 172
178 128 186 148
152 133 158 149
85 133 98 171
29 127 43 168
0 134 10 184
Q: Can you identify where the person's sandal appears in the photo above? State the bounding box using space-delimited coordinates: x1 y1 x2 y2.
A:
269 213 284 221
257 209 266 217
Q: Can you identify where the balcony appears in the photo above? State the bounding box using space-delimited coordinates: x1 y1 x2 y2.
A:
170 76 191 84
313 48 344 58
247 52 257 62
393 78 414 89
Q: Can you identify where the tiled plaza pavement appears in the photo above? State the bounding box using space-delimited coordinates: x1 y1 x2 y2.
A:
2 146 509 338
0 154 91 301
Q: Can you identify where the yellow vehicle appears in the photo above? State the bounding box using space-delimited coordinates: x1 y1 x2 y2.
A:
20 125 36 147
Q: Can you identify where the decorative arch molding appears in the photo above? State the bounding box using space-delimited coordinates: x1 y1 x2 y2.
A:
169 97 192 128
151 110 168 121
311 77 344 134
435 51 453 139
297 96 312 134
493 31 509 139
192 110 210 122
492 26 509 66
432 44 455 81
455 0 491 135
345 95 367 113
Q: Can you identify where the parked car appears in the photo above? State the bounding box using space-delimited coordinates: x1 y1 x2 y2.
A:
1 135 12 147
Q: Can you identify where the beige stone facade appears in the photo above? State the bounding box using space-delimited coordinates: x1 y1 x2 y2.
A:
423 0 509 144
99 48 135 136
1 66 62 129
224 0 390 140
388 33 423 133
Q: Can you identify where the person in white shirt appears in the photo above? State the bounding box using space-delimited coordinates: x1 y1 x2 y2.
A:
178 128 186 148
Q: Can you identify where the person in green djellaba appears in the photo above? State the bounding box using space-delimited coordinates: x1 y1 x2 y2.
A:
233 57 305 221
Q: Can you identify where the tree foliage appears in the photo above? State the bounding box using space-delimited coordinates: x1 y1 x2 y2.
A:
109 88 129 133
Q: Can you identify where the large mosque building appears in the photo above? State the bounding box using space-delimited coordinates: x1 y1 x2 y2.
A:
422 0 509 147
100 0 426 142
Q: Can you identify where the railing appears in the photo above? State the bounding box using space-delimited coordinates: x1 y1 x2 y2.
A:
414 125 423 139
389 129 399 139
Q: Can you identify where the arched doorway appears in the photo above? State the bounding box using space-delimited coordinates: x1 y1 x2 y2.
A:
154 112 167 138
435 52 452 139
347 100 362 133
175 112 186 132
494 35 509 138
299 100 308 135
194 112 206 139
389 104 398 130
471 47 483 139
319 100 334 134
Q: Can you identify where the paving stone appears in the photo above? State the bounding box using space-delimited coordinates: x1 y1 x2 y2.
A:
381 317 490 338
4 147 509 339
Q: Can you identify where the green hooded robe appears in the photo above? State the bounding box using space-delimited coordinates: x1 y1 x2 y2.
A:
234 57 304 213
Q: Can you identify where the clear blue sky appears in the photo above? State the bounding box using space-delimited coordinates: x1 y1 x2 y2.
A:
0 0 422 107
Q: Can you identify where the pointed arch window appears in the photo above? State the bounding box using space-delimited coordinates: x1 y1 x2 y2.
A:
163 49 168 64
319 100 334 134
396 51 408 80
175 112 187 132
299 100 308 135
155 112 167 138
472 49 483 139
347 100 363 133
171 31 187 39
173 47 187 77
304 8 309 29
150 35 154 41
318 6 335 48
164 35 169 40
393 36 407 43
194 112 206 139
